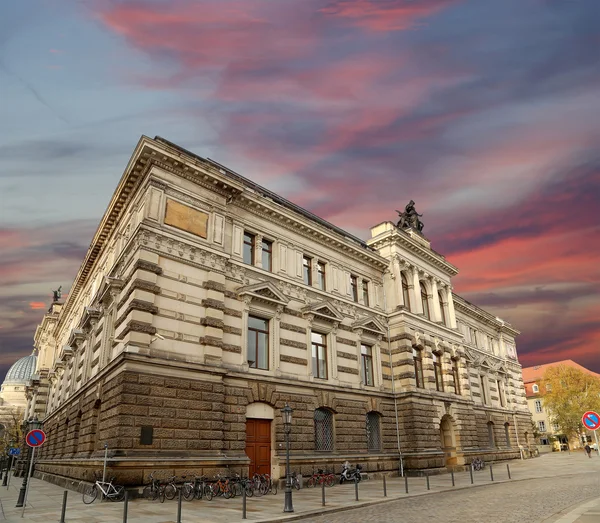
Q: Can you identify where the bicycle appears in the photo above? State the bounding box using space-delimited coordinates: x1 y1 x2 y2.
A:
471 457 485 471
142 472 161 501
290 471 301 490
306 469 335 488
83 475 125 504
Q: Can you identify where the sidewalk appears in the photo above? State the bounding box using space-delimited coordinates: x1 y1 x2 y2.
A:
546 495 600 523
1 453 598 523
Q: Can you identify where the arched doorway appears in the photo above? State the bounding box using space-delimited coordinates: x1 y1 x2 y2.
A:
440 415 457 467
245 403 274 477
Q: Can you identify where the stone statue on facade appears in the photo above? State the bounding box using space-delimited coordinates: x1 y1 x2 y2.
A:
52 286 62 303
396 200 424 232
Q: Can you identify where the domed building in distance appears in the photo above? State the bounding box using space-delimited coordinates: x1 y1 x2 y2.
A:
0 352 37 438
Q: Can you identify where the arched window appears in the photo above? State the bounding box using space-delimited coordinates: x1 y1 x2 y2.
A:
401 273 411 310
366 412 382 452
438 291 447 325
487 421 495 447
314 408 334 451
504 422 511 448
420 282 430 319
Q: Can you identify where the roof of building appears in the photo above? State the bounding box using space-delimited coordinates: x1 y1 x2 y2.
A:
3 352 37 384
522 359 600 398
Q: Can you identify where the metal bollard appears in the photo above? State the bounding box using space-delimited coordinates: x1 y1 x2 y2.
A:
489 464 494 482
321 479 326 506
404 474 408 494
451 470 455 487
426 474 430 491
383 476 387 497
354 476 359 501
177 488 182 523
242 484 247 519
122 490 128 523
60 490 68 523
507 463 511 480
469 464 474 484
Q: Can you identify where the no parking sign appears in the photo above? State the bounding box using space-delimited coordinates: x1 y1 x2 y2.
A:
582 411 600 431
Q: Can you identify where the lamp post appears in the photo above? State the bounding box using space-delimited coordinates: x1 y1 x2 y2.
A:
16 417 42 508
281 403 294 513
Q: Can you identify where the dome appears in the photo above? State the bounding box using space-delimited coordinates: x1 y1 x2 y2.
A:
4 352 37 384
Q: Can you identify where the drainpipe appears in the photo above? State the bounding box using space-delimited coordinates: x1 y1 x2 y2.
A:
382 283 404 477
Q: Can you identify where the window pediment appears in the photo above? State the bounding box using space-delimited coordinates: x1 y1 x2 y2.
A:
352 316 386 336
302 300 343 323
237 281 289 307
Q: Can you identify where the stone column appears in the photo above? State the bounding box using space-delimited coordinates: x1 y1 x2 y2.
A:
305 314 315 378
392 258 404 309
410 267 423 315
330 322 339 380
446 286 457 329
274 305 283 371
430 278 442 323
254 234 263 268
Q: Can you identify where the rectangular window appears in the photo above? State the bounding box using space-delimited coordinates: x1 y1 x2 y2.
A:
362 280 369 306
361 344 374 386
243 232 255 265
497 379 505 407
316 261 326 290
303 256 312 286
311 332 327 379
247 316 269 370
433 353 444 392
452 359 461 395
480 375 487 404
538 421 546 432
413 348 424 388
261 239 272 271
534 400 543 413
350 275 358 302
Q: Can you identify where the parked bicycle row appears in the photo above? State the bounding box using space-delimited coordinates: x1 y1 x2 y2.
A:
82 461 367 504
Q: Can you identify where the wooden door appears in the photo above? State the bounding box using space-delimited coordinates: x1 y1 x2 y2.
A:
246 419 271 477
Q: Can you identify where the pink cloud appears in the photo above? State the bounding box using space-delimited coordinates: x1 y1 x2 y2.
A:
29 302 46 310
320 0 458 32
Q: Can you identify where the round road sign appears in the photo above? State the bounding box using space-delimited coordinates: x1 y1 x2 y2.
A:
26 429 46 448
582 411 600 431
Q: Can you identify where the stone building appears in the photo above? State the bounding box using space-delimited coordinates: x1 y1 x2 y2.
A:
29 136 532 486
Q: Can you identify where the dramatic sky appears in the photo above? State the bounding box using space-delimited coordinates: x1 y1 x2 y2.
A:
1 0 599 382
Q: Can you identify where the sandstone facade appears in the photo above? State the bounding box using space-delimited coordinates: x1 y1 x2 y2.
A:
29 136 532 486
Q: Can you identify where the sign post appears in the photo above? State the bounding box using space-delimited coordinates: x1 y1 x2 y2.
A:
582 411 600 457
21 429 46 517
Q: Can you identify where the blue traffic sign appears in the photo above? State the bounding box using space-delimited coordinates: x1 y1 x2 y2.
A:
582 411 600 431
8 448 20 456
25 429 46 448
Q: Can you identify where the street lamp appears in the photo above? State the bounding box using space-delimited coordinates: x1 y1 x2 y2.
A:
16 417 42 508
281 403 294 513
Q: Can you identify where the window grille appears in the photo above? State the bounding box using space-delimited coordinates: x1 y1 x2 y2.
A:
366 412 381 451
314 408 334 451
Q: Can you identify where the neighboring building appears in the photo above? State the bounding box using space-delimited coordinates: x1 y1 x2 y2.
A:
0 352 37 442
523 360 600 451
28 136 532 486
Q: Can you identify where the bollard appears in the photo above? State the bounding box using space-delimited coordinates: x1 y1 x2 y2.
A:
383 476 387 497
354 476 359 501
469 464 474 484
177 488 182 523
122 490 128 523
60 490 68 523
321 479 326 506
404 474 408 494
426 474 430 491
451 470 455 487
506 463 511 480
242 484 247 519
490 464 494 482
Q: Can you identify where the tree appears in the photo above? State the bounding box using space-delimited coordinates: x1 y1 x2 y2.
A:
540 365 600 446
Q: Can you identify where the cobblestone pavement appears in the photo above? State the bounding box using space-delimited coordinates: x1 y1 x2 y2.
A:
0 452 599 522
293 474 600 523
